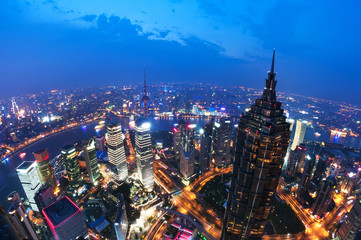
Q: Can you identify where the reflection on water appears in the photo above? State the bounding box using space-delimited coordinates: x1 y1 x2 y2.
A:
0 117 360 209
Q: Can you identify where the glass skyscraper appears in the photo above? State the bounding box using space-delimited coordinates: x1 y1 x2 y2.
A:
61 145 82 189
135 119 154 189
83 138 100 184
222 51 291 239
107 123 128 182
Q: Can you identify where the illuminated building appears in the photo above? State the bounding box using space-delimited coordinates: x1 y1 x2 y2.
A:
16 161 43 212
290 120 308 151
83 138 100 184
285 144 307 178
7 192 39 240
135 119 154 189
107 123 128 182
337 196 361 240
192 105 199 115
42 196 88 240
311 175 336 218
199 120 213 173
33 149 57 189
34 184 57 210
222 50 291 240
312 156 329 185
61 145 82 189
114 194 128 240
296 154 315 198
212 118 232 167
142 68 150 117
174 121 196 179
95 137 106 151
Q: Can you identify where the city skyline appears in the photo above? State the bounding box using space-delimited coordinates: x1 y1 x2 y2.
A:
0 1 361 105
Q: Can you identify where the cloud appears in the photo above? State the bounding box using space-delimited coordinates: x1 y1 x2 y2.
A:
17 0 284 60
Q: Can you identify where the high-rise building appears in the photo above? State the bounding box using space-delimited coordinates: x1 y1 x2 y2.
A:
142 68 150 117
83 138 100 184
34 184 57 211
42 196 88 240
337 196 361 240
33 149 57 189
114 194 128 240
107 123 128 182
290 120 308 151
222 50 290 240
135 119 154 189
0 204 19 240
311 175 336 218
297 154 315 198
285 144 307 178
199 120 213 173
7 192 39 240
95 136 106 151
61 145 82 189
16 161 43 212
312 156 329 185
192 105 199 115
174 121 196 179
212 118 232 167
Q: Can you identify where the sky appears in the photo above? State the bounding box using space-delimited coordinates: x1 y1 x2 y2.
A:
0 0 360 105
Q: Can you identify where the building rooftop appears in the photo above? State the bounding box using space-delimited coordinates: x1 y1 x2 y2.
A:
16 161 35 171
43 196 80 227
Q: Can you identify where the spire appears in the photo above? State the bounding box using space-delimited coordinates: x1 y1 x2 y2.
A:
261 49 278 102
144 66 147 96
271 48 275 75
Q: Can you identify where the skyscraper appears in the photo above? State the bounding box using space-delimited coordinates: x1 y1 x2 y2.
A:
311 175 336 219
33 149 57 189
107 123 128 182
290 120 308 151
212 118 232 167
142 68 150 117
16 161 43 212
337 196 361 240
222 50 290 240
174 121 196 179
285 144 307 178
199 120 213 173
34 184 57 211
296 154 315 198
7 192 39 240
135 119 154 189
83 138 100 184
95 136 106 151
42 196 88 240
114 194 128 240
61 145 82 189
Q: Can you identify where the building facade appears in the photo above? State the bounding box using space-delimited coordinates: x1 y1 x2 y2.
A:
83 138 100 184
33 149 57 189
135 119 154 189
16 161 43 212
107 123 128 182
61 145 82 189
222 51 290 240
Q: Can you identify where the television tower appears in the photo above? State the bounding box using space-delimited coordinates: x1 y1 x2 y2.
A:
142 67 150 118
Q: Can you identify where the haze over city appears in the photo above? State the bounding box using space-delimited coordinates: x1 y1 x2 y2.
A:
1 1 361 240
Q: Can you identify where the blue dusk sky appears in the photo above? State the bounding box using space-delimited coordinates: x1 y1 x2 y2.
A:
0 1 360 104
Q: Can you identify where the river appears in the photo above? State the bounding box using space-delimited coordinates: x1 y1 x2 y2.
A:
0 117 360 209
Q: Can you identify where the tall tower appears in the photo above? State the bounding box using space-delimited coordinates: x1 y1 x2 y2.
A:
142 67 150 117
61 145 82 189
311 175 336 218
336 196 361 240
107 123 128 182
16 161 43 212
291 120 308 150
199 120 214 173
222 50 291 240
33 149 57 189
212 118 232 167
83 138 100 184
135 119 154 189
7 192 39 240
